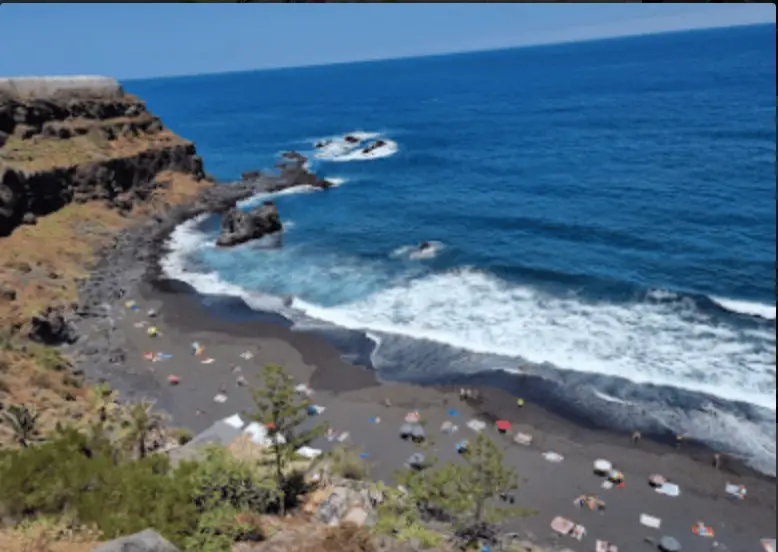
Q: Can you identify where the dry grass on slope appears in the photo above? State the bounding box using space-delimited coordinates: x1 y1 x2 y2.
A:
0 171 211 445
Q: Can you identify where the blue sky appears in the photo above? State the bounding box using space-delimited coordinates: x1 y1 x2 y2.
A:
0 3 774 80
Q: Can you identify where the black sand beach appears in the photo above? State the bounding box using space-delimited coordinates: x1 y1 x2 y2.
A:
67 213 777 552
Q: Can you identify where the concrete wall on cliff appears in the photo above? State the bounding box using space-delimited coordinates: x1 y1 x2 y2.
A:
0 76 123 98
0 75 206 236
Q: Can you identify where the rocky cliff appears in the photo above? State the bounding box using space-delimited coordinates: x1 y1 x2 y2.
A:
0 76 212 447
0 76 206 236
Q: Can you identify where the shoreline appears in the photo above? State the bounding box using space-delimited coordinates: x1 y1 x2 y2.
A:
148 277 778 485
65 181 776 550
68 178 775 484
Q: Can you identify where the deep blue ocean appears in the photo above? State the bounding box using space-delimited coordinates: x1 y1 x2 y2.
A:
128 24 777 474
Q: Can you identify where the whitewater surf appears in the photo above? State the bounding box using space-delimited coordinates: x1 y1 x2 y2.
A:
161 129 776 477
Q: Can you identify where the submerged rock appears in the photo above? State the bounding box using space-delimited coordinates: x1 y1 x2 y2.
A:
361 139 386 154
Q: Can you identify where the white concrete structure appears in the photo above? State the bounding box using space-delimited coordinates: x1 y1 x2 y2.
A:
0 76 123 98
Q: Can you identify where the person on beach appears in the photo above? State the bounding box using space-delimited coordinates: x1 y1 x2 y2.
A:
631 431 642 445
713 452 722 470
675 433 687 449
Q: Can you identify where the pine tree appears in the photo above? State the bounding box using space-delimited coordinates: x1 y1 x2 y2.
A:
248 364 327 514
441 433 527 546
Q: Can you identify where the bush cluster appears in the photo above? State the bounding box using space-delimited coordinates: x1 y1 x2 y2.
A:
0 425 278 551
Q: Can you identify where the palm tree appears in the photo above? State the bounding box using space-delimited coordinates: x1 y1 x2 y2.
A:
118 400 169 459
1 404 39 447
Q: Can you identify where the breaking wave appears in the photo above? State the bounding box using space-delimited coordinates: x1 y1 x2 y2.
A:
313 131 398 162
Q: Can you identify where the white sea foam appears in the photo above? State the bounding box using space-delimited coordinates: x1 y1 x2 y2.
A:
650 403 776 477
594 390 635 406
711 296 776 320
160 185 320 313
327 177 347 188
162 228 777 474
292 268 777 411
313 131 398 162
238 184 322 209
391 241 445 260
160 182 776 475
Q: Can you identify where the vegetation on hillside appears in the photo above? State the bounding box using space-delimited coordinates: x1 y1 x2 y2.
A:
0 363 525 551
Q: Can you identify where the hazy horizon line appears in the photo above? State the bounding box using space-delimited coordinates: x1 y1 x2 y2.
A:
120 21 772 83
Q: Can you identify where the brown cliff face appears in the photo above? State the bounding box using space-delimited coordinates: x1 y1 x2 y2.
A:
0 80 211 445
0 88 206 236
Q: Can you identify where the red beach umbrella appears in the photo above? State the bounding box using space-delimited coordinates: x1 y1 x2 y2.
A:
496 420 511 433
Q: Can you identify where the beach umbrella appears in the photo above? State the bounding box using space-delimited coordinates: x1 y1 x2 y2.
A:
411 424 426 442
593 459 612 475
407 452 426 469
496 420 511 433
658 536 681 552
400 422 414 439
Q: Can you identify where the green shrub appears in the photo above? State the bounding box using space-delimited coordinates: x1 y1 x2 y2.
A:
0 425 198 545
0 426 278 551
318 446 370 481
170 427 195 445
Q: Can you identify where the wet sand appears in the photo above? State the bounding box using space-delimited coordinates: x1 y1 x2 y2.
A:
92 276 777 552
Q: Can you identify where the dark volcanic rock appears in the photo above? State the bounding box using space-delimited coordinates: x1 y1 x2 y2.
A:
0 90 207 237
241 170 261 181
28 305 77 344
362 139 386 154
344 135 359 143
216 201 282 247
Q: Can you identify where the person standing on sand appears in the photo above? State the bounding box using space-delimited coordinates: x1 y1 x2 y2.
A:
631 431 642 445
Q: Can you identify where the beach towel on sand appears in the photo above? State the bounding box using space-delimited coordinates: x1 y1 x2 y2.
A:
571 524 586 541
514 432 533 446
596 540 618 552
656 483 680 497
692 522 714 538
725 483 746 500
550 517 575 535
640 514 662 529
467 419 486 432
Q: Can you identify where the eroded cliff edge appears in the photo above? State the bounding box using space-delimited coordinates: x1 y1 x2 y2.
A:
0 77 206 236
0 76 212 442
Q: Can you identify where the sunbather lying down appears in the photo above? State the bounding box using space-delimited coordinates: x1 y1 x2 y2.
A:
575 495 606 511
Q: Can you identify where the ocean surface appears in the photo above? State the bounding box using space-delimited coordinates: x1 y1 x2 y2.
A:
128 25 777 475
